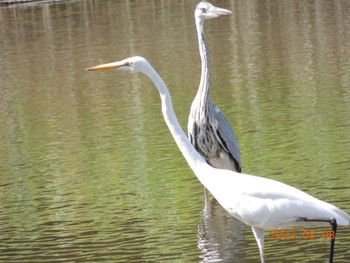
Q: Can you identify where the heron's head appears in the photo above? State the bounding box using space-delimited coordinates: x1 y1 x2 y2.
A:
86 56 148 73
195 2 231 21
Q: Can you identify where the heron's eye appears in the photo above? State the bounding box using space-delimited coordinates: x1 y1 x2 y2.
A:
125 62 132 67
200 8 207 14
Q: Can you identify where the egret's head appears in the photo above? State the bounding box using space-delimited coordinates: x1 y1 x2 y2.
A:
195 2 231 21
86 56 148 73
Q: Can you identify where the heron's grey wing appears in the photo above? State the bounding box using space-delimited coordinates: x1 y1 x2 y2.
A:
212 105 242 171
187 113 197 148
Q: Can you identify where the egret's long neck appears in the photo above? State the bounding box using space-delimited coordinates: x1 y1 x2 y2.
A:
195 18 210 115
143 65 207 171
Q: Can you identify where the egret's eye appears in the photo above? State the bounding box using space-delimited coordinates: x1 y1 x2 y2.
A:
200 8 207 14
125 62 133 67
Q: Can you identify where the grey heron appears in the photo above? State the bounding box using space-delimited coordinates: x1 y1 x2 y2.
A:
86 56 349 263
188 2 242 172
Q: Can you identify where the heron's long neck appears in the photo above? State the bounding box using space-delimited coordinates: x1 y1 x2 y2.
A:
195 19 210 115
144 65 207 171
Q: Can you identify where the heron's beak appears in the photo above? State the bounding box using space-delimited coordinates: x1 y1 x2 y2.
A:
86 61 125 71
212 7 231 16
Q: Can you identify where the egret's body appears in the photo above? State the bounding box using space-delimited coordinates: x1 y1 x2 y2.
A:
86 56 350 263
188 2 241 172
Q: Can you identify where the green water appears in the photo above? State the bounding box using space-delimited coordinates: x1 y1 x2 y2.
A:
0 0 349 262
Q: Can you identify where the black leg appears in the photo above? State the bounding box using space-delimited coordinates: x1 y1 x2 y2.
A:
329 218 337 263
297 217 338 263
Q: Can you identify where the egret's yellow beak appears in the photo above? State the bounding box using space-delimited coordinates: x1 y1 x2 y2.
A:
86 61 126 71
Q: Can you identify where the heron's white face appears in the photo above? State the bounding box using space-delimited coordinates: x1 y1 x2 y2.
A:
195 2 231 20
86 56 148 73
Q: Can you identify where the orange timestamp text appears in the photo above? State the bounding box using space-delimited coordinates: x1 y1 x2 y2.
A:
270 230 335 241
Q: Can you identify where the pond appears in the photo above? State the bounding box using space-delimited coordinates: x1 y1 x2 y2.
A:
0 0 349 262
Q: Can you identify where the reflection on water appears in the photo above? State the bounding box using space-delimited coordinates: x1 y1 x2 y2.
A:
198 193 247 262
0 0 349 262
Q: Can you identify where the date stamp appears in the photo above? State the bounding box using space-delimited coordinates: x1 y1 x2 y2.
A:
270 230 335 240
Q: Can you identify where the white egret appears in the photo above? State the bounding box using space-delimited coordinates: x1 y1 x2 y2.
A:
188 2 241 172
86 56 349 263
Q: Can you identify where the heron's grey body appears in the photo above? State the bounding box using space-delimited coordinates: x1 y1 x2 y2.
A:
189 100 241 172
188 2 241 172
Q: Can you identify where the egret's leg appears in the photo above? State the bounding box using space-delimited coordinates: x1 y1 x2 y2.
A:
251 227 265 263
297 217 337 263
329 218 337 263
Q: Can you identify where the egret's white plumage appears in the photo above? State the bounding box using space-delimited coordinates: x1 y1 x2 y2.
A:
86 56 350 263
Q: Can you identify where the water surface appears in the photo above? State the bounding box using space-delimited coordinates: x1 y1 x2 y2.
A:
0 0 349 262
